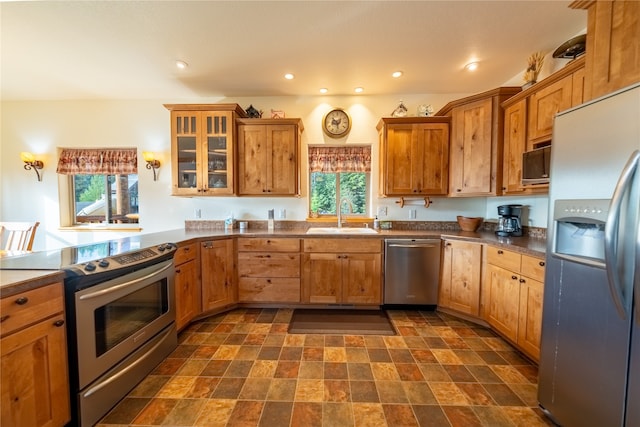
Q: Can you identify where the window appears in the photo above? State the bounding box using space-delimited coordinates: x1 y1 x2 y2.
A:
308 146 371 218
57 148 140 227
73 174 139 224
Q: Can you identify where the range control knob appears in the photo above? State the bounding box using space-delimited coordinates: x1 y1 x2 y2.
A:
84 263 96 272
98 259 110 268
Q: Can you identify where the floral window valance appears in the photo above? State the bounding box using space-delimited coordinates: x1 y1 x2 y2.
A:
308 146 371 173
56 148 138 175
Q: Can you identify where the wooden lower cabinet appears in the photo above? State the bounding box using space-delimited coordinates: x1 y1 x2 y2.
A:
237 238 301 303
303 239 382 305
439 239 483 316
1 282 70 427
201 239 236 312
483 246 545 361
174 242 200 330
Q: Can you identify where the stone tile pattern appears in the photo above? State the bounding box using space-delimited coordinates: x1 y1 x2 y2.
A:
97 308 553 427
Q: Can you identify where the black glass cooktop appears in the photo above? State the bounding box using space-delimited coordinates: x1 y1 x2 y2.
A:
0 240 142 271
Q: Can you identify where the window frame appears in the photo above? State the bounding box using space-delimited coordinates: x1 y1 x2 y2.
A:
308 170 371 219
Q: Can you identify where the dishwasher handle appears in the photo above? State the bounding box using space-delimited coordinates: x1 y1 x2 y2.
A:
387 243 439 249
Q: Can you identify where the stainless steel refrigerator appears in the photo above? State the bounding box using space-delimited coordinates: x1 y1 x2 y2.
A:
538 82 640 427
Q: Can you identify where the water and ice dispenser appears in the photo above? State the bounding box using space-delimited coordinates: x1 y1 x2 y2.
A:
552 199 609 263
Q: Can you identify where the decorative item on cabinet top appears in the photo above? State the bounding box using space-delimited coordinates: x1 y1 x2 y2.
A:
245 104 263 118
391 100 408 117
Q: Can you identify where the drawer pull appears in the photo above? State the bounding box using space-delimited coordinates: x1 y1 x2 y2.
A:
497 250 504 255
539 261 545 267
54 319 65 327
0 315 9 323
15 297 28 305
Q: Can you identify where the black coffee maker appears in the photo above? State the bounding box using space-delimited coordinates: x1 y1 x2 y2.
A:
496 204 523 237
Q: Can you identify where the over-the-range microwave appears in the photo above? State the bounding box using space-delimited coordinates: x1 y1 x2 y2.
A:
522 145 551 185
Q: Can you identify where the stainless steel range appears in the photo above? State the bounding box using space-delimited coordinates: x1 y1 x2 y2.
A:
59 242 177 426
1 240 179 426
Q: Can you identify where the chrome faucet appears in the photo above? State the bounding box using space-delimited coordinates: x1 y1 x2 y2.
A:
337 197 353 228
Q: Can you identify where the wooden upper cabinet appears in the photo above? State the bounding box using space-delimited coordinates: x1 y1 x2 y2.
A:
502 99 528 195
527 75 574 145
437 87 521 197
377 117 450 196
236 118 303 196
572 0 640 101
165 104 246 196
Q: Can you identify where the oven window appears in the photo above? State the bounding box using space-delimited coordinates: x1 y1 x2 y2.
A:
94 279 169 357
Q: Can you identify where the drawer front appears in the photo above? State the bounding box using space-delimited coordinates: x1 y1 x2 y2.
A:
237 238 301 252
237 253 300 277
521 255 546 282
486 246 521 272
304 238 382 253
238 278 301 302
174 243 198 265
1 283 64 337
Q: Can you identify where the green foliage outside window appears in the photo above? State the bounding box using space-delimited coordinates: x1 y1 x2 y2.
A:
310 172 367 216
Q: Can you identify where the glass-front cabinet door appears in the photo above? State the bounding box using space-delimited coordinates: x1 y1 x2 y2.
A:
204 111 233 195
167 104 245 196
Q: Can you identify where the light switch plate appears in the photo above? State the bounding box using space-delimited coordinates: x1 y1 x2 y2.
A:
409 209 417 219
279 209 286 219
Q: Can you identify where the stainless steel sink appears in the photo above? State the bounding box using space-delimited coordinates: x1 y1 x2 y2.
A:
305 227 378 234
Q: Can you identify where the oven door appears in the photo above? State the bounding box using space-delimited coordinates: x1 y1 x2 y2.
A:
74 259 175 389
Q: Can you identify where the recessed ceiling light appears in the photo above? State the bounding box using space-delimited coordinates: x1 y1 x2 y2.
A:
392 71 403 78
284 73 295 80
464 62 479 71
175 60 188 69
319 88 328 94
354 87 364 93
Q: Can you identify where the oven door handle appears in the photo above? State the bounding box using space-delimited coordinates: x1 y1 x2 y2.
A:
78 261 173 301
82 325 174 398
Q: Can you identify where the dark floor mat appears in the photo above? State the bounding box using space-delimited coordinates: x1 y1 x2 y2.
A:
288 309 396 335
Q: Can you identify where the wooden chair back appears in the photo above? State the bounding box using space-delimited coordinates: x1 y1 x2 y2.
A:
0 221 40 251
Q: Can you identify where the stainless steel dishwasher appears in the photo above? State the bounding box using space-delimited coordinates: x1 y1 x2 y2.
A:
384 239 441 305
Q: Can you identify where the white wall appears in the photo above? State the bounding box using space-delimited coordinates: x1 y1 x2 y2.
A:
1 93 549 251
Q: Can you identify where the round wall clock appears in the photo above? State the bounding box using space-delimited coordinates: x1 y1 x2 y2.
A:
322 108 351 138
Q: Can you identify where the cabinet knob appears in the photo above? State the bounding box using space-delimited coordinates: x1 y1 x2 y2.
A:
511 275 518 280
519 278 526 283
176 268 181 273
456 188 462 192
539 261 545 267
15 297 28 305
53 319 65 327
497 250 504 255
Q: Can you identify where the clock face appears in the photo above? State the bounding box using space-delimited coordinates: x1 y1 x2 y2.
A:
323 109 351 138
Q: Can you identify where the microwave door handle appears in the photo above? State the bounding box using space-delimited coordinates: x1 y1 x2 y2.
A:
604 150 640 320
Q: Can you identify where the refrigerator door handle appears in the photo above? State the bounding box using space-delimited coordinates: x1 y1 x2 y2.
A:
604 150 640 319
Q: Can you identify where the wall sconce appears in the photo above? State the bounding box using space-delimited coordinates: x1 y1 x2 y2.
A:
143 152 161 181
20 152 44 181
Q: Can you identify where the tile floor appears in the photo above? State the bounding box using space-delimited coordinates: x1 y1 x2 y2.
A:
97 308 554 427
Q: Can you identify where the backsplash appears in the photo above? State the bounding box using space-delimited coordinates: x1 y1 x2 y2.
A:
184 219 547 239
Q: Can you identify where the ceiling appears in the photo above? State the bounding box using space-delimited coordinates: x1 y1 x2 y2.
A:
1 1 587 101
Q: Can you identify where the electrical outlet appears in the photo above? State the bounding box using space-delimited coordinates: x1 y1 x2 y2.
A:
279 209 286 219
377 206 387 217
409 209 417 219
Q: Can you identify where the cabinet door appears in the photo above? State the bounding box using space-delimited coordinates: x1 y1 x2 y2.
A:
1 315 70 427
527 75 573 144
266 125 298 195
175 259 200 330
237 124 267 195
439 240 482 315
202 111 234 195
383 123 448 196
171 111 202 196
384 125 417 195
342 253 382 305
485 264 520 342
502 100 527 194
449 98 494 195
517 276 543 361
302 253 342 303
201 239 235 311
415 123 449 195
